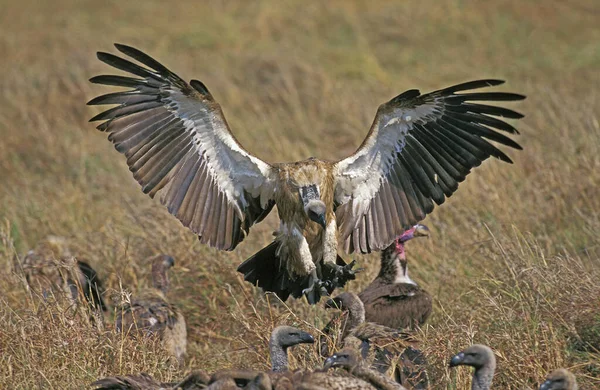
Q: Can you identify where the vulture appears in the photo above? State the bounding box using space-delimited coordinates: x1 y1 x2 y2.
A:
209 325 314 387
449 344 496 390
539 369 578 390
324 347 407 390
88 43 525 303
20 236 107 312
91 371 210 390
359 224 431 330
319 292 416 383
269 325 316 372
116 254 187 364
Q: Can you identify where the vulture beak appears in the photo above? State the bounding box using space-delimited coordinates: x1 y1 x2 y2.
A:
323 354 338 370
539 380 552 390
414 224 430 238
324 297 340 309
299 331 316 344
449 351 465 367
315 214 327 229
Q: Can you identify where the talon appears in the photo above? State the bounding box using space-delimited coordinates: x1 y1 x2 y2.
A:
301 271 329 304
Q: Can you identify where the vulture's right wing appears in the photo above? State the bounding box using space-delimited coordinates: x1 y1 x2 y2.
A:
334 80 525 254
88 44 276 250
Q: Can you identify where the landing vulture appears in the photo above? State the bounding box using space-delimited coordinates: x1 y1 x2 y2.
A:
89 44 524 303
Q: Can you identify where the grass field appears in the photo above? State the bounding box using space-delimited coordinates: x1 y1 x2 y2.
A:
1 0 599 388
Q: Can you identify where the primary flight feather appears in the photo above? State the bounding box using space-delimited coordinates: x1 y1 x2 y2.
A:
88 44 524 303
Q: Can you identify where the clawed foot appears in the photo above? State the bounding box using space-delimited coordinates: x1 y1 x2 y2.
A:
321 260 362 293
301 271 330 304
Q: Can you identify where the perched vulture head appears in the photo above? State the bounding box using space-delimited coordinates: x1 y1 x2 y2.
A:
324 292 364 313
323 348 361 372
150 254 175 295
271 325 315 349
449 344 495 370
539 369 578 390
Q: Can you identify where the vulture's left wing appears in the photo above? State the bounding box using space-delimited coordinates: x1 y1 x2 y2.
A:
334 80 524 253
88 44 276 250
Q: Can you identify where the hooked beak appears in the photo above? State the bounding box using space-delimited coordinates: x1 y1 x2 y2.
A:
538 380 552 390
299 331 315 344
315 214 326 229
449 351 465 367
324 298 339 309
323 355 338 370
414 224 430 238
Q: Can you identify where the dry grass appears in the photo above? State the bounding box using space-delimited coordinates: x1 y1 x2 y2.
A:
0 0 599 388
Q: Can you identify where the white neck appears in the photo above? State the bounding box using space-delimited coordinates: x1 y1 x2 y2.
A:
394 267 416 285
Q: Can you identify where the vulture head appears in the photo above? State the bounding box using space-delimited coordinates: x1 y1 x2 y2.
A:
300 184 327 228
398 224 430 243
449 344 496 390
378 224 429 285
305 200 327 229
324 292 366 330
323 348 362 373
151 254 175 296
271 325 315 349
269 325 315 372
539 369 578 390
325 292 365 316
449 344 495 369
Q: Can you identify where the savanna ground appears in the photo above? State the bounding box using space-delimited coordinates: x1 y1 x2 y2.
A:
0 0 599 388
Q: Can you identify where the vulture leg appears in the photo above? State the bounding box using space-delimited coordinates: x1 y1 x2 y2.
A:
320 259 360 292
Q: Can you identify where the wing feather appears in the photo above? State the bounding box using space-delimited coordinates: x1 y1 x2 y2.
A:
335 79 524 253
89 44 275 250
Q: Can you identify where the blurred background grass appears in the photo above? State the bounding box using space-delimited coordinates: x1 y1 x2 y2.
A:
0 0 599 388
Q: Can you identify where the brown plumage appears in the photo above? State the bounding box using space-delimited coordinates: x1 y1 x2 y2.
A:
89 44 524 303
449 344 496 390
359 224 431 331
324 347 407 390
91 373 162 390
116 254 187 364
210 325 314 388
319 292 416 381
291 369 378 390
358 225 431 388
539 369 578 390
91 370 210 390
19 236 107 312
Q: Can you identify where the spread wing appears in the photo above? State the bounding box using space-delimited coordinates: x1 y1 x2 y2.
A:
334 80 524 253
88 44 276 250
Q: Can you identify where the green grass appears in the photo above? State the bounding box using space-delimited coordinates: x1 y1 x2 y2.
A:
0 0 599 388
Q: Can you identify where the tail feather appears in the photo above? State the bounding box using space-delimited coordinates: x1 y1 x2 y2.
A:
237 241 292 301
238 242 351 304
77 260 107 312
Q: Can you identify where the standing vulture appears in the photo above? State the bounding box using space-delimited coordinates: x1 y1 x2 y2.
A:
324 347 407 390
359 224 431 331
20 236 107 313
88 44 524 303
116 254 187 364
319 292 417 383
449 344 496 390
209 325 315 387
